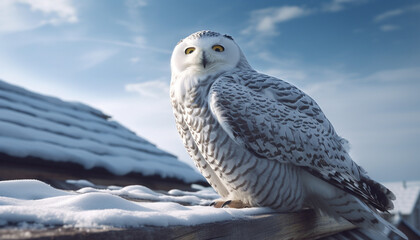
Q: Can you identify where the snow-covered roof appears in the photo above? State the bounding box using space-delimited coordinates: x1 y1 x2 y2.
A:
0 79 203 183
383 181 420 215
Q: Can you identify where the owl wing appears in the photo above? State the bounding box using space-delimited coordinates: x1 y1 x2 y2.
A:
208 72 394 211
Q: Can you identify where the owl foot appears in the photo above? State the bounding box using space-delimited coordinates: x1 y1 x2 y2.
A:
210 200 249 208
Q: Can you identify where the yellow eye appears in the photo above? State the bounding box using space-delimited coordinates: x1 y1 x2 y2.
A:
185 47 195 54
212 45 224 52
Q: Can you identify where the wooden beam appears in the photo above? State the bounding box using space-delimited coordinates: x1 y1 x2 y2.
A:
0 210 356 240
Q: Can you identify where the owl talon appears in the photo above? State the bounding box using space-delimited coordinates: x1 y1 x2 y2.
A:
210 200 226 208
211 200 249 208
221 200 232 208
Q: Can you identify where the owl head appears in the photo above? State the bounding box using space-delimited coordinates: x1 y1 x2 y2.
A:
171 30 250 78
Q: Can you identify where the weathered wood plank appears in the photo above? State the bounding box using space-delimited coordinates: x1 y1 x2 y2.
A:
0 210 355 240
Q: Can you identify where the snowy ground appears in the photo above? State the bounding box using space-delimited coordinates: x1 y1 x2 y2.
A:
0 179 271 229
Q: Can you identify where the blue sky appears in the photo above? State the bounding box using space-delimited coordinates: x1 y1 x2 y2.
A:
0 0 419 182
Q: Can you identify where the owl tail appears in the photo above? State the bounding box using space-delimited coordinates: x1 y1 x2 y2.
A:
322 192 407 240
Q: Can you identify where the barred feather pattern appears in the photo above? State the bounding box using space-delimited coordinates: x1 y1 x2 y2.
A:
170 30 406 239
171 75 305 211
208 70 395 212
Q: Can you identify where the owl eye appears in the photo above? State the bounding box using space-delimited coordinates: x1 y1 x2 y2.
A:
212 45 224 52
185 47 195 55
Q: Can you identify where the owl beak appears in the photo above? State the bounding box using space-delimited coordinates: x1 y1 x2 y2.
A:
202 52 208 68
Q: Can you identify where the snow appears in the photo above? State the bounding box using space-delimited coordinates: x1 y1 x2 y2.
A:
77 184 220 206
383 181 420 215
0 79 204 183
0 180 73 200
0 180 271 228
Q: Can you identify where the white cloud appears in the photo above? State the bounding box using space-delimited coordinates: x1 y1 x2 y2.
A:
20 0 77 24
374 9 404 22
133 36 147 46
264 68 307 83
362 67 420 82
373 5 420 32
0 0 77 33
256 53 307 84
322 0 368 13
120 0 147 33
0 2 40 32
125 0 147 9
130 57 140 63
254 51 355 88
242 6 309 35
125 79 170 98
374 4 420 22
379 24 400 32
81 38 171 54
80 49 119 69
242 0 365 37
323 0 357 12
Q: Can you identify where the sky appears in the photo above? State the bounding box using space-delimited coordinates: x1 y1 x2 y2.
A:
0 0 419 182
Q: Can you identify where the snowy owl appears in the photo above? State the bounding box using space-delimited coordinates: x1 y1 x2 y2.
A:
170 30 405 238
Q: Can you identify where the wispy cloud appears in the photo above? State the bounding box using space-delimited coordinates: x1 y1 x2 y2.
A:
242 0 366 37
130 57 140 63
254 51 355 88
21 0 77 24
379 24 399 32
133 36 147 46
361 67 420 82
118 0 148 33
82 38 171 54
374 4 420 22
125 79 170 98
374 9 404 22
323 0 360 12
125 0 147 8
373 4 420 32
0 0 77 33
242 6 310 35
80 49 119 69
